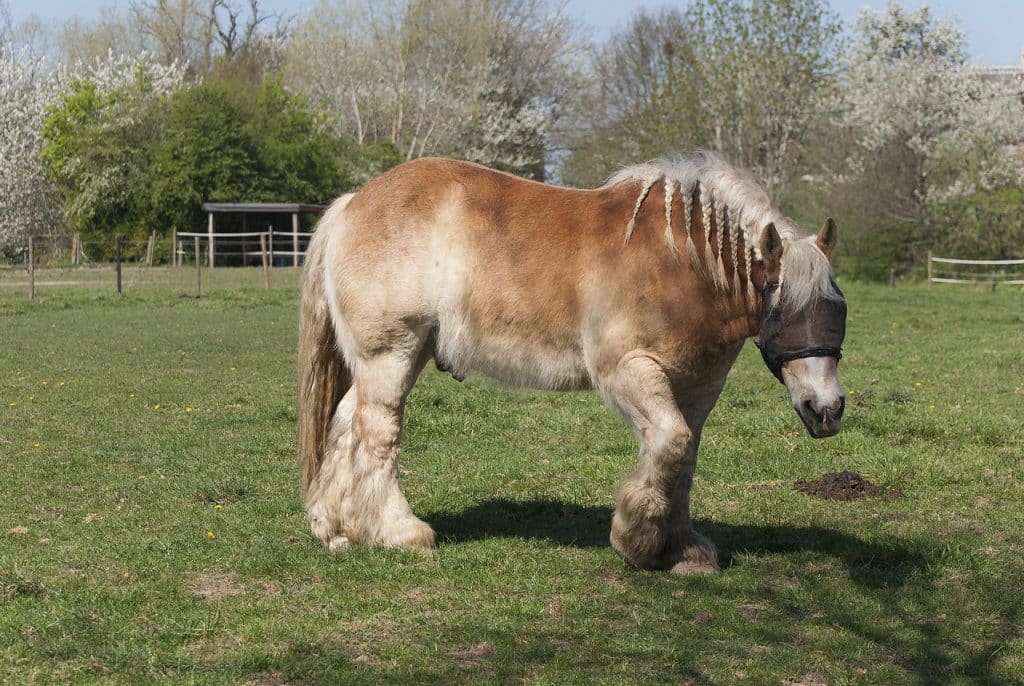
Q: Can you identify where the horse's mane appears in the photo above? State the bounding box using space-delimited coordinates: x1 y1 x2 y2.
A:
604 151 838 310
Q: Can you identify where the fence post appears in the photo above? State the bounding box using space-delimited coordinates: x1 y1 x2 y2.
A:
292 213 299 267
207 212 215 269
889 267 896 288
28 236 35 300
260 232 270 290
268 227 274 266
194 236 202 297
927 251 933 287
115 236 122 295
71 233 80 266
146 231 156 267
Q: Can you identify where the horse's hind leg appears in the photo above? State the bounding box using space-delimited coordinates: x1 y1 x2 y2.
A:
308 333 434 551
341 341 435 550
598 353 720 573
307 386 358 550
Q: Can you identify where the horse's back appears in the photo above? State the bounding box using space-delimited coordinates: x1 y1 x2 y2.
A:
317 158 618 389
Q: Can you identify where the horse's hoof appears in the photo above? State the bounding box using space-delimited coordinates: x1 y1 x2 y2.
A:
668 532 720 574
669 559 720 575
381 518 436 551
327 535 350 551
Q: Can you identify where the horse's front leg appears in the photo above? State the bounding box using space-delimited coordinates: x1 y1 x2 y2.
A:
600 353 721 574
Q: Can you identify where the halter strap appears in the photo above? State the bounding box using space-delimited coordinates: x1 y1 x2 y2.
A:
755 342 843 384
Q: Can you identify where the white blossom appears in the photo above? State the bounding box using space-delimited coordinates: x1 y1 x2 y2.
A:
0 45 64 255
836 4 1023 202
0 47 188 255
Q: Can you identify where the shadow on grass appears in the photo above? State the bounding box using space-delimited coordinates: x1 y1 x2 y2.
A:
426 497 926 588
269 625 700 685
424 498 1022 682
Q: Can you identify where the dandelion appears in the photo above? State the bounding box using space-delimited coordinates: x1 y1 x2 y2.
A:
32 443 40 448
129 393 135 398
207 531 216 539
185 407 193 413
59 381 65 387
914 382 923 388
7 402 15 407
213 504 222 510
153 404 161 409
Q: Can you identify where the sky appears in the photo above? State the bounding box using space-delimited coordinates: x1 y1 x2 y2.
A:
4 0 1023 67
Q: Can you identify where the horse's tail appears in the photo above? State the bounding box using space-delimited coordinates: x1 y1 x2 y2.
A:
298 194 354 503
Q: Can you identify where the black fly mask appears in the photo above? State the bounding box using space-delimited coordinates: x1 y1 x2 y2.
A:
755 281 847 384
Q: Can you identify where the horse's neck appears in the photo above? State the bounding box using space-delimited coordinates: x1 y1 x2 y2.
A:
717 292 762 345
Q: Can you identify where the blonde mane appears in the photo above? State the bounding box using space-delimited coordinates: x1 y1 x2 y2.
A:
605 152 838 310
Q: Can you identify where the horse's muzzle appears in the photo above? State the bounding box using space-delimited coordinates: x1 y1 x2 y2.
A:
795 394 845 438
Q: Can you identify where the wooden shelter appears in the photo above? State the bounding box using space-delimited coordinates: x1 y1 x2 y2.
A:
188 203 327 267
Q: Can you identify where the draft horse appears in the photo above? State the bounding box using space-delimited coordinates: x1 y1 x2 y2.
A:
298 153 847 573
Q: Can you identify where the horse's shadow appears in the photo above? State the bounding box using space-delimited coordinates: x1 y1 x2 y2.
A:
425 498 926 589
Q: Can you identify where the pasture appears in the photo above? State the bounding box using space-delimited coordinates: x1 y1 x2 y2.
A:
1 272 1022 684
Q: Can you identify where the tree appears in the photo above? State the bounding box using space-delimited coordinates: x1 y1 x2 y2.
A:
128 0 213 68
59 0 287 79
559 8 705 187
0 46 65 256
39 53 188 252
560 0 841 191
686 0 842 194
59 7 148 66
827 3 1023 274
147 79 354 232
0 0 10 41
284 0 583 178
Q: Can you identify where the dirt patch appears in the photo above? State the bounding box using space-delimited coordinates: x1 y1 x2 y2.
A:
242 671 289 686
452 642 494 670
783 671 829 686
794 471 901 501
187 571 245 599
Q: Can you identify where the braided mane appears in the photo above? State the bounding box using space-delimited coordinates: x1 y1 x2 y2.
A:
605 152 837 309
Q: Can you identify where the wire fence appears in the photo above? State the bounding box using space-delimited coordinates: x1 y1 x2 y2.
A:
1 232 311 299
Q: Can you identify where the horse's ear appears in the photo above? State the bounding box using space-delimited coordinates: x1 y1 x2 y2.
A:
816 217 837 260
759 223 783 281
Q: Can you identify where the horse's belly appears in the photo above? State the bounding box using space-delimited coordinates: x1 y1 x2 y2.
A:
436 323 590 391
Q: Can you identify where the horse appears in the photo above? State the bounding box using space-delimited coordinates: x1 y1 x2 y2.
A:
297 152 847 574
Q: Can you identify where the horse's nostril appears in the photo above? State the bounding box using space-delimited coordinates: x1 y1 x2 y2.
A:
835 396 846 419
801 398 815 416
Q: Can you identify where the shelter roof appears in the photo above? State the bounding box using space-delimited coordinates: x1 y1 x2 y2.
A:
201 203 327 214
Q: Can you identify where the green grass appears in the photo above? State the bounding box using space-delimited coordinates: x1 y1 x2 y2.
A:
1 275 1022 684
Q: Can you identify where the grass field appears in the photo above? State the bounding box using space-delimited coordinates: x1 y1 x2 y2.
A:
1 272 1022 684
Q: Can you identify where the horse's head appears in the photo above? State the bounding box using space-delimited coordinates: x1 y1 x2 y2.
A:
756 219 846 438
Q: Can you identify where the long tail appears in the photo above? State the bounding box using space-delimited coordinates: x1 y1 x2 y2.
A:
298 194 354 503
